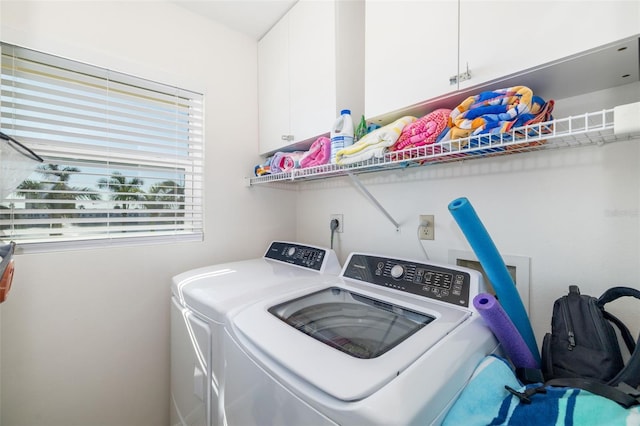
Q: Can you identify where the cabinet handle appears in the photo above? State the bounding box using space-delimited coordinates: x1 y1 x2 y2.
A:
449 63 472 85
281 135 294 141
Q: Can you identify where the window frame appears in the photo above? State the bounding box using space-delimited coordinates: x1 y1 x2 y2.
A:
0 42 204 252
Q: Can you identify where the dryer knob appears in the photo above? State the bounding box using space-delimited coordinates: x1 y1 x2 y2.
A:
390 264 404 279
287 247 296 257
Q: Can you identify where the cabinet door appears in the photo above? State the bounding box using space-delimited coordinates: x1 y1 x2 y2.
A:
289 0 337 143
258 13 291 155
458 0 640 91
364 0 458 119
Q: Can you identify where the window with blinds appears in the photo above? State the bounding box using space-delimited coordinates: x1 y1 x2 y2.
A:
0 43 204 251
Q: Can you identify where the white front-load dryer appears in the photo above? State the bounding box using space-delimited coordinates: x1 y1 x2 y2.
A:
223 252 500 425
170 241 341 426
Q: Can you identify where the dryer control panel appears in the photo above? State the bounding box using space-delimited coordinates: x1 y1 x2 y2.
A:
264 241 331 272
342 254 483 308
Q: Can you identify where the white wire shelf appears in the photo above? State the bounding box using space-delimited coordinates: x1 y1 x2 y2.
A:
247 107 639 186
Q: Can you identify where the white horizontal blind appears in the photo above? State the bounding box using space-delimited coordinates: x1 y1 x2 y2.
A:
0 43 204 250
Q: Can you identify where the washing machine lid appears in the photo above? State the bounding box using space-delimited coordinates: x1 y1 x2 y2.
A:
172 242 341 322
231 282 472 401
174 259 333 322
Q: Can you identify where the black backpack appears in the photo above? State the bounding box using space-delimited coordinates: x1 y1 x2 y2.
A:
540 285 640 407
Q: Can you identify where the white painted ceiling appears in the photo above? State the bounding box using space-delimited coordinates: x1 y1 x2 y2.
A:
173 0 298 40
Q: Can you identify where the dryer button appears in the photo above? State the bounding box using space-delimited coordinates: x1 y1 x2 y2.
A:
390 264 404 279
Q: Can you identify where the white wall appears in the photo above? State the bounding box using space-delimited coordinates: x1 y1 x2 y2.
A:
297 83 640 348
0 2 296 425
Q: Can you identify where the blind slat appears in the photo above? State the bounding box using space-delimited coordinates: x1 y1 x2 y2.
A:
3 52 202 107
0 85 203 128
0 102 203 140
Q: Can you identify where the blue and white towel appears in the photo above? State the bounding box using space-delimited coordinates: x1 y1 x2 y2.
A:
443 355 640 426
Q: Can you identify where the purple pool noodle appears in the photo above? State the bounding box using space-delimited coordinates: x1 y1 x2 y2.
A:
473 293 538 369
449 197 540 365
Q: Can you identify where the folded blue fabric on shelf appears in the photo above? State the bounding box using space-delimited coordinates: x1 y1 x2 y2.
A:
254 156 272 176
436 86 554 153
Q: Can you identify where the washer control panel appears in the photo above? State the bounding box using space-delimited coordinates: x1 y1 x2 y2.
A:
342 254 482 308
264 241 328 271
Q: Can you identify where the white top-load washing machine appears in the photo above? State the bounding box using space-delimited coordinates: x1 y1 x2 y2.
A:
223 252 500 425
170 241 341 426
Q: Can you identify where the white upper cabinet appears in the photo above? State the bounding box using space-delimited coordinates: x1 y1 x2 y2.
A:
258 15 291 155
364 0 640 119
457 0 640 91
364 0 459 119
258 0 364 155
288 1 336 150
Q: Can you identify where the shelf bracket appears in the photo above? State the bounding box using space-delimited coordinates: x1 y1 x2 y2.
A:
347 173 400 231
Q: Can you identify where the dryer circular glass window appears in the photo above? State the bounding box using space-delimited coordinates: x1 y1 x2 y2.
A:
269 287 435 359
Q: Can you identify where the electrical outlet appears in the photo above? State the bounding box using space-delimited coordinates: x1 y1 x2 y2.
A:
418 215 434 240
330 214 343 233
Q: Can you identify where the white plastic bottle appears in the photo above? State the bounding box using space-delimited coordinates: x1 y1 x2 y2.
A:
330 109 354 164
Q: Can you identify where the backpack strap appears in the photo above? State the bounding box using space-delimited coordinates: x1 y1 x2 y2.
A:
597 286 640 307
545 378 640 408
596 286 640 388
603 310 636 353
608 337 640 388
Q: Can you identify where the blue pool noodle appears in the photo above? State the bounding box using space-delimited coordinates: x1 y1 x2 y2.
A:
448 197 540 365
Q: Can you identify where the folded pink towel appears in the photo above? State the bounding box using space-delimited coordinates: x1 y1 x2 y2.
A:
391 108 451 151
300 136 330 168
